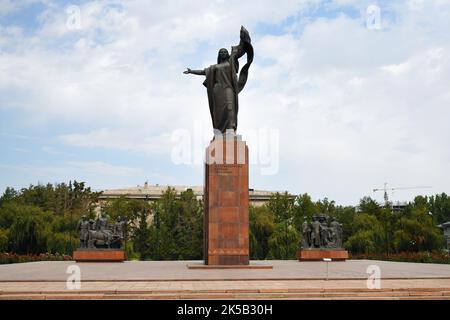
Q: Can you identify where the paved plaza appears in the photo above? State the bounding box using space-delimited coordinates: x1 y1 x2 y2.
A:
1 260 449 281
0 260 449 299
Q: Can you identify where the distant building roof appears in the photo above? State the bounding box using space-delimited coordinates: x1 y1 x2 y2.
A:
98 182 293 205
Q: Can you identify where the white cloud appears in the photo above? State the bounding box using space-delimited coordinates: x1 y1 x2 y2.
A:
237 4 450 203
1 0 450 204
0 161 141 177
68 161 142 177
59 128 172 155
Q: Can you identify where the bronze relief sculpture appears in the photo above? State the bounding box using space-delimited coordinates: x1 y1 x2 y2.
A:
301 214 344 249
77 213 127 249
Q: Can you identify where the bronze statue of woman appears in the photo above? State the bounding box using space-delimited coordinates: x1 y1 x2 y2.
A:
184 26 253 135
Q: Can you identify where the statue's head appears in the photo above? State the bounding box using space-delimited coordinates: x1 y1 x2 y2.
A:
82 215 87 220
217 48 230 64
117 216 122 221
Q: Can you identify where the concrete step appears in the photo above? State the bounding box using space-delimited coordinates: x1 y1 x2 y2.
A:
1 289 450 300
2 287 449 295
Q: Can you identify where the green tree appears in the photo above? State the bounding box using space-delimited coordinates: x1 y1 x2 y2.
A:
0 229 8 252
393 206 444 252
0 187 18 207
344 213 383 254
292 193 318 231
7 204 50 254
334 206 356 242
267 221 300 259
249 205 275 259
46 232 74 254
149 188 179 260
316 197 336 215
428 193 450 224
358 196 381 215
0 202 17 229
129 202 152 260
345 230 377 254
174 190 203 260
267 192 295 223
102 197 143 222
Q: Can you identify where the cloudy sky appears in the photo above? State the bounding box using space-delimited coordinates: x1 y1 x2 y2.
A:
1 0 449 205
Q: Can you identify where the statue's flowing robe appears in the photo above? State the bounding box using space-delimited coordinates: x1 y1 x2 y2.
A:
203 39 254 133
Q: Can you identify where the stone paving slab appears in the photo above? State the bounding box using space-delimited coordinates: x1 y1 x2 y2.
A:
1 279 450 293
0 260 449 282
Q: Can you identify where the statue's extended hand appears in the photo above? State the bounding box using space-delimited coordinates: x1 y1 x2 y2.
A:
183 68 191 74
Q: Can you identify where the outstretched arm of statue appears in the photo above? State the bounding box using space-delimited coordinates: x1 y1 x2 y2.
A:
183 68 205 76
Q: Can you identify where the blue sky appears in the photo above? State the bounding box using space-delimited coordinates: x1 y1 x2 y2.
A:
1 0 450 205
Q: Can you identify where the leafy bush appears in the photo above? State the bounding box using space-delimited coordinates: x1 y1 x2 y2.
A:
46 232 76 255
0 229 8 252
0 252 72 264
345 230 377 254
350 251 450 264
267 222 300 259
250 206 275 259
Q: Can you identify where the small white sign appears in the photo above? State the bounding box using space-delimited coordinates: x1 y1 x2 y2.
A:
66 264 81 290
366 265 381 289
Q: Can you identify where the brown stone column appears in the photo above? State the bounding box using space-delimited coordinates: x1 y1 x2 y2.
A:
204 136 249 265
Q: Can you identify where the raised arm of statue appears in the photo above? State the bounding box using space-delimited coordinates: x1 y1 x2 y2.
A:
231 26 251 61
183 68 206 76
234 26 254 94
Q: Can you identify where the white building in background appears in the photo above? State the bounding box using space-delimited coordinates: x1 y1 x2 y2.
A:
99 181 293 207
355 201 408 213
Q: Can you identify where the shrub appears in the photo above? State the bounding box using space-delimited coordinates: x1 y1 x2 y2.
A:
345 230 376 254
0 252 72 264
350 251 450 264
46 232 76 255
0 229 8 252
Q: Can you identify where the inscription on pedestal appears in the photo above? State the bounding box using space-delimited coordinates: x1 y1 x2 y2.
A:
215 166 237 175
208 248 249 255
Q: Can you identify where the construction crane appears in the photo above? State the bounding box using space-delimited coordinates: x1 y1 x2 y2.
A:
373 183 432 207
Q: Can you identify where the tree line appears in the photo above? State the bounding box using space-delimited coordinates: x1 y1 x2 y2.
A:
0 182 448 260
250 193 446 259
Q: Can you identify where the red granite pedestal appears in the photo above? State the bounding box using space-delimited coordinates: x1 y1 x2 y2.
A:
298 249 348 261
73 249 125 262
203 136 249 266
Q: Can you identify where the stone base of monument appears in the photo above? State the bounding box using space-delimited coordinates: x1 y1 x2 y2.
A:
73 249 125 262
186 263 272 270
203 135 250 266
298 249 348 261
